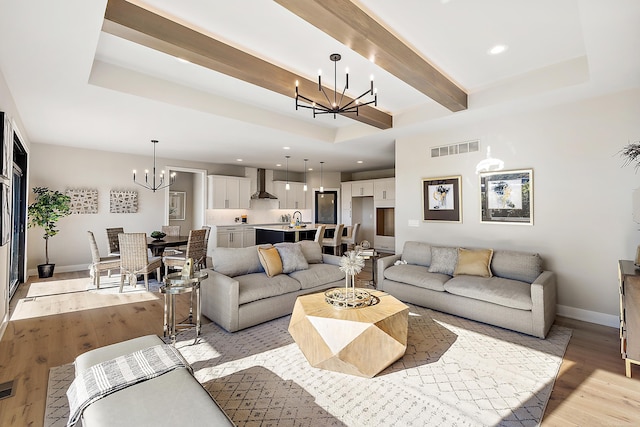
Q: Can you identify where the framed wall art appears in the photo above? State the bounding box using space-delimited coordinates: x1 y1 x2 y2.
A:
169 191 186 220
110 190 138 213
480 169 533 225
422 175 462 222
66 189 98 214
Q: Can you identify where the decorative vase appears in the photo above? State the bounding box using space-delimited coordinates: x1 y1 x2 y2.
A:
37 263 55 278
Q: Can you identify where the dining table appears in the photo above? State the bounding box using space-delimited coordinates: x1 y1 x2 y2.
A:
147 235 189 256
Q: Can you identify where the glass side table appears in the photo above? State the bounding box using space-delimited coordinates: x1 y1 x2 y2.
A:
161 270 208 345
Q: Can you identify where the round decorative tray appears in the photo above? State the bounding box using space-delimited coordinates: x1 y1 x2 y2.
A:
324 287 373 309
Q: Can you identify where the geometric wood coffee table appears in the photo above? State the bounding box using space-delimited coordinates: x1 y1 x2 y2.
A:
288 289 409 378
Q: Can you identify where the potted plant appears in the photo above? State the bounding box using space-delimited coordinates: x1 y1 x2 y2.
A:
27 186 71 278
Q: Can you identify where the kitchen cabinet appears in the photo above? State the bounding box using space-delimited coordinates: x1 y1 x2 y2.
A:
374 178 395 204
243 227 255 247
341 182 352 226
207 175 250 209
351 180 374 197
619 260 640 377
273 181 306 209
216 226 245 248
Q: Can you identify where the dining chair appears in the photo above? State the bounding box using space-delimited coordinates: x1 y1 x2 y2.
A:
162 225 181 237
87 231 121 289
314 225 326 243
321 224 344 256
342 223 361 252
106 227 124 256
201 226 211 268
118 232 162 292
163 228 208 275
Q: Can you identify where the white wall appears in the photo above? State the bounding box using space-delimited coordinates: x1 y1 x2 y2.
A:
395 88 640 325
27 144 223 273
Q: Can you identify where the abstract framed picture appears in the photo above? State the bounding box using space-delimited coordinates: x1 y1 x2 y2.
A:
422 175 462 222
169 191 186 220
480 169 533 225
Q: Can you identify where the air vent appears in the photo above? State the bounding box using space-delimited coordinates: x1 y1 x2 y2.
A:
0 380 15 400
430 140 479 158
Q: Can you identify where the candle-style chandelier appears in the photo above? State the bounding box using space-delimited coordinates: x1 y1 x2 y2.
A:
132 139 176 192
295 53 377 119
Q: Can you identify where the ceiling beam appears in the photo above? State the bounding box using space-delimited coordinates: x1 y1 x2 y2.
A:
102 0 392 130
274 0 468 112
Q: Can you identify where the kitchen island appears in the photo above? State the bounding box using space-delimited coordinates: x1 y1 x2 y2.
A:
255 224 325 244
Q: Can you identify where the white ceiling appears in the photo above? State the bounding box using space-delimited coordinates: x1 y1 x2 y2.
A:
0 0 638 173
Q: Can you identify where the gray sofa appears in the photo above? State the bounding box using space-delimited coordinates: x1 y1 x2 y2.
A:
201 241 346 332
377 241 556 338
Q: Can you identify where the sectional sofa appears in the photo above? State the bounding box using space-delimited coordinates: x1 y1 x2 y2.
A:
376 241 556 338
201 240 346 332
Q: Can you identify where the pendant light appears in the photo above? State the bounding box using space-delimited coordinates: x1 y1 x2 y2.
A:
303 159 308 191
132 139 176 192
320 161 324 193
285 155 291 190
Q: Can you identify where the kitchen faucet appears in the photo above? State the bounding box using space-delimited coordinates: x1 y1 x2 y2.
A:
293 210 302 226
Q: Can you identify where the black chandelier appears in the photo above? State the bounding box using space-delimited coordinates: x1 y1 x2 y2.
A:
295 53 377 119
132 139 176 192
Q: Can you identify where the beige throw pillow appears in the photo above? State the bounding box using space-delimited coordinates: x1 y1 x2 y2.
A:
453 248 494 278
257 246 283 277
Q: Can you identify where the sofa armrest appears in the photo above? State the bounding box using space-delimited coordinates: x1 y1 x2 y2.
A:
530 270 557 338
322 253 342 266
376 254 401 289
200 268 240 333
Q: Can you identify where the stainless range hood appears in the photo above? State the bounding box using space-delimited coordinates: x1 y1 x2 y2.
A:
251 168 278 199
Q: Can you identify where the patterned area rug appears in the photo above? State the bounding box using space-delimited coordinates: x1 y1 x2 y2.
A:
45 305 571 427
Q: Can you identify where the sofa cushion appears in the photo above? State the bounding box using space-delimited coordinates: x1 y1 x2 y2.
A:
257 246 283 277
491 250 542 283
297 240 323 264
428 246 457 275
212 245 265 277
454 248 493 278
444 275 533 310
401 241 432 267
236 273 301 305
274 243 309 273
384 264 448 292
289 263 345 290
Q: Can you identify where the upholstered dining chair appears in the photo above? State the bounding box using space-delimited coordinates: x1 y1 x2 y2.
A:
201 225 211 268
163 228 208 275
342 223 361 252
106 227 124 256
321 224 344 256
314 225 326 242
87 231 121 289
118 232 162 292
161 225 181 236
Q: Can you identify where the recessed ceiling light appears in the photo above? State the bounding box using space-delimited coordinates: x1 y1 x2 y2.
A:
283 146 290 150
308 168 313 171
236 158 243 162
357 160 363 164
276 163 282 167
488 44 508 55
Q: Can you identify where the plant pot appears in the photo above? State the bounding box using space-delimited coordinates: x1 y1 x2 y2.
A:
37 263 55 278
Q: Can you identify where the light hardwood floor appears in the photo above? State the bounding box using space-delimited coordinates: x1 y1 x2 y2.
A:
1 271 640 426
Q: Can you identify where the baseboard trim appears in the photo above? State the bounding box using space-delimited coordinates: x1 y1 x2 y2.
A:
557 304 619 328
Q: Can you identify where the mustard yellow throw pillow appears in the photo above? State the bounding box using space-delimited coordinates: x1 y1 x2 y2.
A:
258 246 283 277
453 248 493 278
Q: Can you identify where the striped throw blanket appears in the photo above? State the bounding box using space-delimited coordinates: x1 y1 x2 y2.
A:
66 344 190 427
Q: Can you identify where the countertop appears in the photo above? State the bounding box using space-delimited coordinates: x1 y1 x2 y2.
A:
254 224 322 232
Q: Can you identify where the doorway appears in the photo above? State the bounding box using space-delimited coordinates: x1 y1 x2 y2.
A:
164 166 207 232
314 191 337 224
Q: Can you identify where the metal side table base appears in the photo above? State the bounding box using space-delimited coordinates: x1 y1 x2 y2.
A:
161 271 207 345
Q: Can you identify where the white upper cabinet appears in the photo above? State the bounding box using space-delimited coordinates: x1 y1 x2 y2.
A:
273 181 306 209
207 175 250 209
374 178 395 203
351 180 374 197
